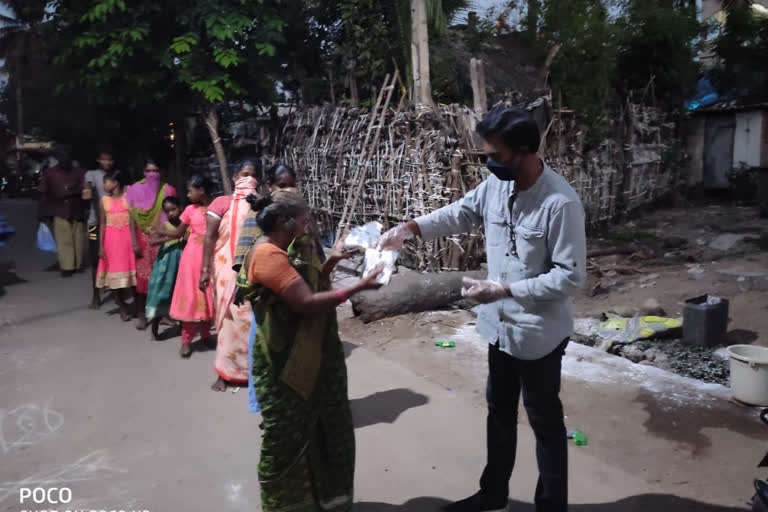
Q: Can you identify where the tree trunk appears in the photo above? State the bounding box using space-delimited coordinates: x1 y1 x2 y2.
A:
205 107 232 195
15 56 23 161
470 58 488 114
328 67 336 105
350 267 486 323
526 0 539 40
537 43 561 88
348 64 359 107
410 0 433 107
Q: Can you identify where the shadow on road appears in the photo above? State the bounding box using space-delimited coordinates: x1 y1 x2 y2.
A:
0 262 26 287
355 495 749 511
343 340 361 357
350 388 429 429
727 329 759 345
190 335 217 353
156 323 182 341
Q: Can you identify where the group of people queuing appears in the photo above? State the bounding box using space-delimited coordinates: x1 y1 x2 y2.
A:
38 151 361 391
35 106 586 512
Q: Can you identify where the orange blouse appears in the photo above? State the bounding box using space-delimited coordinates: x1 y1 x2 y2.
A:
247 242 302 294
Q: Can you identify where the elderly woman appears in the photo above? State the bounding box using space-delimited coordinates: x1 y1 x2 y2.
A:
244 188 381 512
200 160 260 391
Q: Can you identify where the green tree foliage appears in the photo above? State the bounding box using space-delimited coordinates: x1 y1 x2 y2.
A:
340 0 394 92
712 2 768 98
338 0 469 100
616 1 702 108
542 0 619 143
540 0 704 144
0 0 49 150
54 0 283 104
50 0 284 190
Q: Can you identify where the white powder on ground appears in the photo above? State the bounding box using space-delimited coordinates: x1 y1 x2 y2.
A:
447 313 731 406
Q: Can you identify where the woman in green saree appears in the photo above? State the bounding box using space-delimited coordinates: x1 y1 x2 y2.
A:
244 188 382 512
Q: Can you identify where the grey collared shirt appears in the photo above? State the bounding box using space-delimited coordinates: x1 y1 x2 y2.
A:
415 164 587 360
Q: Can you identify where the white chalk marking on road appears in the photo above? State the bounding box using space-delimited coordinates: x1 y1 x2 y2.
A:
226 481 245 506
0 402 64 453
0 450 127 504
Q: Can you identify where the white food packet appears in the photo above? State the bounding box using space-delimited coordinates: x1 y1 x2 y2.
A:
343 221 383 251
343 221 399 285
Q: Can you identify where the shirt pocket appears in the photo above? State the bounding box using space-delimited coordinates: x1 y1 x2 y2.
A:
513 224 547 274
485 210 508 248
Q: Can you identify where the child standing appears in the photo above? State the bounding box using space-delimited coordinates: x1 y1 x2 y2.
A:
145 196 186 341
95 170 138 321
159 175 215 358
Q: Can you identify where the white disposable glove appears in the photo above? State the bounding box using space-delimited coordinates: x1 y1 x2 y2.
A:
377 223 415 251
461 277 508 304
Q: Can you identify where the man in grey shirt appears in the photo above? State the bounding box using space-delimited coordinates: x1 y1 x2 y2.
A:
84 149 113 309
380 107 586 512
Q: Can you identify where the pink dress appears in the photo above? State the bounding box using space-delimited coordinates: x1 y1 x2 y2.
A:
169 205 215 322
208 180 257 383
96 196 137 289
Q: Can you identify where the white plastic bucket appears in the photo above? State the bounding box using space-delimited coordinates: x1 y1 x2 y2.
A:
727 344 768 406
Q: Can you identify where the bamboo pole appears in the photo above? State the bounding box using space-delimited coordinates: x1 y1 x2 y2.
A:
336 71 399 239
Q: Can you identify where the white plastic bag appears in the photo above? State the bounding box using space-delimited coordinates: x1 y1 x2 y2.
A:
36 222 57 253
344 221 399 285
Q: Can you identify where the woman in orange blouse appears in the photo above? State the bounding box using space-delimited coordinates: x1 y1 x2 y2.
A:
246 188 381 512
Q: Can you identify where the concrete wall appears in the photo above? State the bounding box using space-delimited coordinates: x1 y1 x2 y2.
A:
733 110 767 168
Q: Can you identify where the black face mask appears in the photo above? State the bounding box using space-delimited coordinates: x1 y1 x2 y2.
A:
486 158 519 181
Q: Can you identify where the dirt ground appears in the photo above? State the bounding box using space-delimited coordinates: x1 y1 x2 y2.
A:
335 201 768 510
2 198 768 511
578 203 768 347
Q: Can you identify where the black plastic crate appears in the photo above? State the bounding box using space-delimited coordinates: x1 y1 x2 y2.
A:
682 294 729 346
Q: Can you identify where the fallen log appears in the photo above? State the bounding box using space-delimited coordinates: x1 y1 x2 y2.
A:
350 267 486 323
587 245 647 258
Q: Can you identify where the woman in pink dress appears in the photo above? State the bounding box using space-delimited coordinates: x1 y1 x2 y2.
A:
200 160 260 391
158 175 215 358
95 170 139 321
126 159 176 331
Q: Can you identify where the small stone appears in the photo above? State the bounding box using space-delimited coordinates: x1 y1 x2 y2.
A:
639 298 666 317
625 347 646 363
687 265 706 280
644 349 657 362
713 347 729 362
608 305 635 318
638 273 660 283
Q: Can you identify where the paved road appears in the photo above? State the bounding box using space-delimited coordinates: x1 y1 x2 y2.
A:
0 200 762 511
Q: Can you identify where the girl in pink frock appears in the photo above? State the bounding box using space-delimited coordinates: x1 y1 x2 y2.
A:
95 170 138 321
159 175 215 358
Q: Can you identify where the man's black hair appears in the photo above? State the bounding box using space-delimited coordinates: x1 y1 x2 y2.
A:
476 107 540 154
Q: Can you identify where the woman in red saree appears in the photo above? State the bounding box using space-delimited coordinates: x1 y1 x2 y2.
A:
200 160 260 391
126 159 176 330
